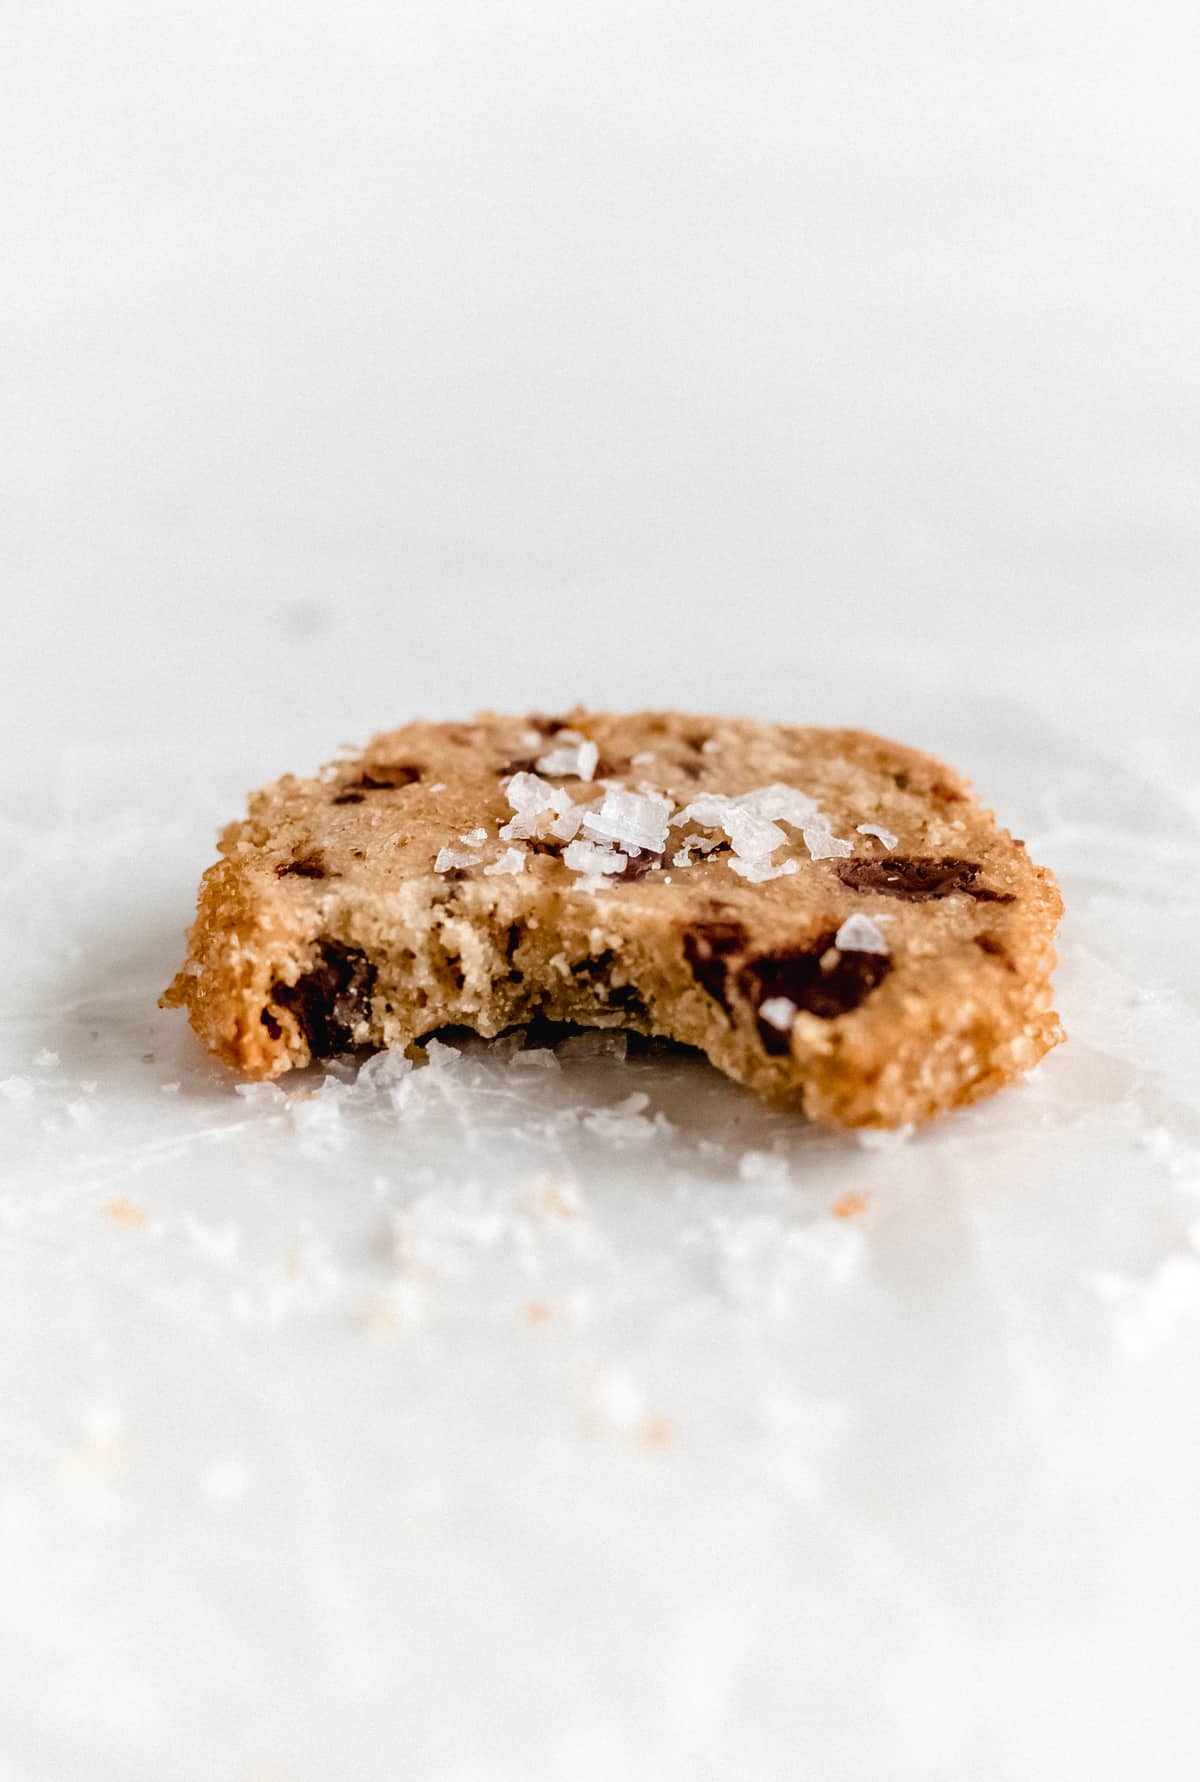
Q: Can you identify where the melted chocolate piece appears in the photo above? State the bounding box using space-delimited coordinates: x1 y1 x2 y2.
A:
682 921 748 1012
837 856 1015 903
275 851 328 880
270 943 376 1056
740 932 892 1051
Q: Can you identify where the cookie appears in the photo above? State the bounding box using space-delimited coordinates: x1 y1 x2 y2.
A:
162 710 1064 1128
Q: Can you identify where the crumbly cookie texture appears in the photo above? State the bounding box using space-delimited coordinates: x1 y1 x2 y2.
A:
162 710 1064 1128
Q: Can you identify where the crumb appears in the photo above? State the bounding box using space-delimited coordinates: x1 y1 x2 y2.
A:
103 1197 147 1229
832 1193 868 1219
638 1413 676 1449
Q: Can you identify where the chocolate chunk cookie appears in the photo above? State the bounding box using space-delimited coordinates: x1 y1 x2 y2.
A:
162 710 1064 1127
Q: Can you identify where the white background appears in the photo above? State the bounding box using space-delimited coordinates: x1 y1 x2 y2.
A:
3 3 1200 1778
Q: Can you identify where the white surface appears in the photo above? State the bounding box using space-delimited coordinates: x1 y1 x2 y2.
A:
4 3 1200 1778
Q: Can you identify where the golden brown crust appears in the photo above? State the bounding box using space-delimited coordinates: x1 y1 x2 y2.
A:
162 709 1063 1127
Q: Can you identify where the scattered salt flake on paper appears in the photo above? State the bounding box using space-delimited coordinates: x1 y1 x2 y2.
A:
356 1050 413 1092
183 1213 241 1266
434 846 483 872
0 1076 35 1103
758 996 797 1031
583 1092 657 1143
483 847 527 876
857 1125 915 1150
33 1049 59 1068
857 823 898 849
1084 1255 1200 1357
738 1150 791 1185
235 1081 286 1107
835 914 890 954
536 739 599 781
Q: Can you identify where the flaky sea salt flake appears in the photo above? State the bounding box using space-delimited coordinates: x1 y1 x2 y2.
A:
483 848 527 876
835 914 890 954
857 823 898 849
582 788 674 853
759 996 797 1031
728 856 799 883
802 825 853 860
434 846 483 872
563 839 625 876
498 771 558 841
536 739 599 781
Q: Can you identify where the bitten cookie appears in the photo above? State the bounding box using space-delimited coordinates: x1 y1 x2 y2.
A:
163 710 1064 1128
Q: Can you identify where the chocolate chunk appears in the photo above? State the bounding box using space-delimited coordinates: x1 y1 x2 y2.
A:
572 949 616 982
683 920 748 1012
275 851 328 880
270 943 376 1057
740 933 892 1050
837 856 1016 903
505 923 522 959
336 766 421 800
614 849 664 881
608 983 649 1019
975 933 1016 971
569 950 647 1017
